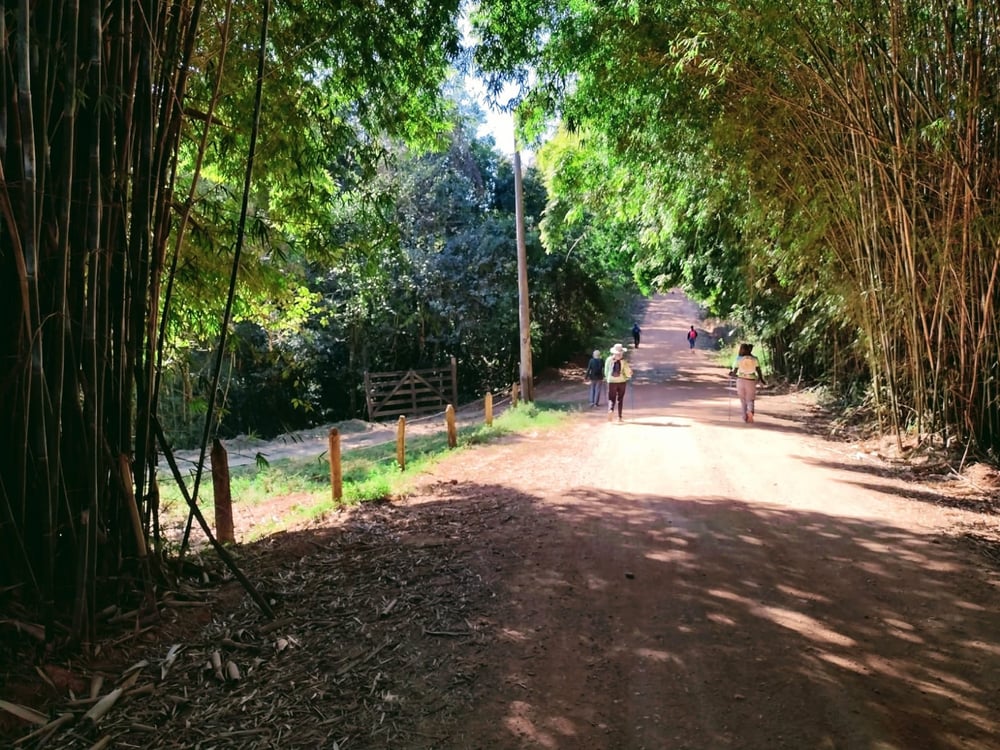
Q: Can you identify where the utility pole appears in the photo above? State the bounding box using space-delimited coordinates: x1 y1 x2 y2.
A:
513 148 534 402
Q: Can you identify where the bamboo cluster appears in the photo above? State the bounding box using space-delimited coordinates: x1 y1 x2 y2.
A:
739 0 1000 451
0 0 229 642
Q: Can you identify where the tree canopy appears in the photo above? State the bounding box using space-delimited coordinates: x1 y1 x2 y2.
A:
472 0 1000 453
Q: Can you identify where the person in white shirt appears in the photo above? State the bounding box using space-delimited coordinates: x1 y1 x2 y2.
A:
730 343 766 423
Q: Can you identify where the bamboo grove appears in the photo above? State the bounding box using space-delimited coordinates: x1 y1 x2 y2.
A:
473 0 1000 454
0 0 232 643
0 0 465 643
739 1 1000 452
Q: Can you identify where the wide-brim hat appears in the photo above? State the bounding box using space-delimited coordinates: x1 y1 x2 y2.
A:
611 343 626 355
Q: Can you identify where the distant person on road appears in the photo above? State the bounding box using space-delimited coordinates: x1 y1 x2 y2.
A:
687 326 698 349
631 322 641 348
604 343 633 422
585 349 604 407
730 343 766 423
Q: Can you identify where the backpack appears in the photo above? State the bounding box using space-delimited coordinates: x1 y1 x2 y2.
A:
736 356 758 379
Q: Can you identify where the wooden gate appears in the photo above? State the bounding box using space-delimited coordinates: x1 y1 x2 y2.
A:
364 356 458 421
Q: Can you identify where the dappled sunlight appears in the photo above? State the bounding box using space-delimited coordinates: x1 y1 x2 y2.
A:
882 616 916 632
761 605 857 648
856 559 892 576
703 589 857 646
645 548 693 564
776 584 831 603
961 639 1000 656
881 624 925 645
585 573 609 590
814 651 870 675
626 414 693 428
500 627 530 643
706 612 738 626
912 676 981 707
532 569 572 589
633 647 678 663
862 653 910 680
923 667 984 695
350 454 1000 748
502 700 577 748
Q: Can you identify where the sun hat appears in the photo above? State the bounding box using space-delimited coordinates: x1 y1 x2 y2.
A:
611 343 626 355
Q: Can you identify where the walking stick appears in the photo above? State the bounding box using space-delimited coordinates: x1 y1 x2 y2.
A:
727 376 734 421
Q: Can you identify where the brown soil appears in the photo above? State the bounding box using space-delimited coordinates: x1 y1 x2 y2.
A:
3 292 1000 750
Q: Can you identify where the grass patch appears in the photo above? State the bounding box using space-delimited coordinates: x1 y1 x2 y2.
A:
157 402 569 540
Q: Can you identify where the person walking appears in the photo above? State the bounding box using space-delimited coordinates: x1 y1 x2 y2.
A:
730 343 766 423
687 325 698 349
631 322 641 348
585 349 604 407
604 343 633 422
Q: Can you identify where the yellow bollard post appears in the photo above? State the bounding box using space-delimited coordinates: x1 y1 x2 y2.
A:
396 415 406 471
485 392 493 427
328 428 342 501
445 404 457 448
512 381 519 408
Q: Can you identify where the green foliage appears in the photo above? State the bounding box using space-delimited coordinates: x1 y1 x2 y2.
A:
157 102 630 445
158 403 570 538
472 0 1000 452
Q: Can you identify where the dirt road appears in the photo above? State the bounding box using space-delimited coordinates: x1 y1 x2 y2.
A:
6 293 999 750
404 292 1000 749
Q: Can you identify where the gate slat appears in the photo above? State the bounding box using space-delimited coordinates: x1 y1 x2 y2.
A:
365 357 457 421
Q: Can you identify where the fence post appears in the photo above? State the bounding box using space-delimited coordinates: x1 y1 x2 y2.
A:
328 428 342 501
450 356 458 412
512 381 519 408
396 416 406 470
485 392 493 427
211 439 234 545
445 404 457 448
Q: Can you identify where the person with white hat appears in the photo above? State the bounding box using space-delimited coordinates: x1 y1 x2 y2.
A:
603 343 633 422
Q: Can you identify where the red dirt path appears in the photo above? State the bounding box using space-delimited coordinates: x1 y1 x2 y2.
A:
3 292 999 749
